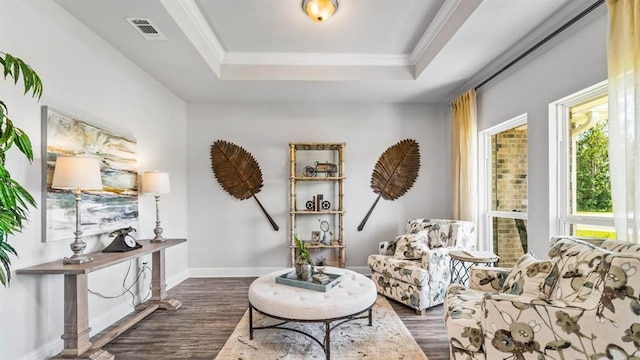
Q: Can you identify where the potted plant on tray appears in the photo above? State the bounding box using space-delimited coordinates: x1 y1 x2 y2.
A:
0 52 42 287
294 233 314 280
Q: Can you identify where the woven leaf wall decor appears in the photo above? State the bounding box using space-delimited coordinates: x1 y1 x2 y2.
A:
357 139 420 231
210 140 279 231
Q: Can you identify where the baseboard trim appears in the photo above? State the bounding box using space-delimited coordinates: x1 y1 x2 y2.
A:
189 267 283 277
189 266 371 277
21 338 62 360
168 269 190 288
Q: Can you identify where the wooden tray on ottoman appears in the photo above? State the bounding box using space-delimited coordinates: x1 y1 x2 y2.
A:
275 271 342 292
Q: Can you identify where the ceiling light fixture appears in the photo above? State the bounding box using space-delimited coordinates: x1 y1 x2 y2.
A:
302 0 338 23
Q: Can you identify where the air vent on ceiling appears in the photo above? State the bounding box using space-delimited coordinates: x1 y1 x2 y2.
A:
125 18 166 40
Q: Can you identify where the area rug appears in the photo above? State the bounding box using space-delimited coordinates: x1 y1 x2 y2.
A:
215 295 428 359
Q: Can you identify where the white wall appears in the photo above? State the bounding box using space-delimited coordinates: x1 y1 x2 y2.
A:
475 7 608 257
0 1 189 359
187 103 451 274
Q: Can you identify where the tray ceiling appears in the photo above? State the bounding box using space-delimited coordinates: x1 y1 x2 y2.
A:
54 0 591 103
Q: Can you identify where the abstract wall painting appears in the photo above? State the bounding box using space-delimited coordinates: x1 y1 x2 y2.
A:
41 106 138 242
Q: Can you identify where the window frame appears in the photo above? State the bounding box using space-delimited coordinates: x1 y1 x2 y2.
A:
548 80 612 237
478 113 528 252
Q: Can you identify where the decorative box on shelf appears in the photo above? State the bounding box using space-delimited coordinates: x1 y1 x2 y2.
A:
275 270 342 292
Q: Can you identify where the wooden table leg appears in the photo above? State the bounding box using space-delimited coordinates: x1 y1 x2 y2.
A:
61 273 92 356
150 249 181 310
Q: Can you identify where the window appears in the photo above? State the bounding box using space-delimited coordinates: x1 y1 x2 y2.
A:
551 81 615 239
479 114 528 267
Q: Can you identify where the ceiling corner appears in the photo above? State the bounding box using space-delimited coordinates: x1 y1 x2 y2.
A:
160 0 223 78
412 0 482 79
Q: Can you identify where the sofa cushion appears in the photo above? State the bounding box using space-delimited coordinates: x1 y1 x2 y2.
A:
600 239 640 254
547 237 610 302
405 218 476 250
378 240 397 256
501 253 558 298
444 285 485 352
368 255 429 284
393 232 429 259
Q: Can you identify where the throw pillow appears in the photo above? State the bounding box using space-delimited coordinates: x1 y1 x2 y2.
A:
501 253 559 298
393 232 429 260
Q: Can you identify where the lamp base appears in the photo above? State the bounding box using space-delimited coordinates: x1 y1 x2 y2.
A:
63 254 94 265
151 222 165 243
150 235 166 243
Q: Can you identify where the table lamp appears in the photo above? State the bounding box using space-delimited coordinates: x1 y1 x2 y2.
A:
52 155 103 264
142 170 170 242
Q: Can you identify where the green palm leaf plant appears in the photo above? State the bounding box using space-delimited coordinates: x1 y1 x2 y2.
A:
0 52 42 286
294 233 314 278
294 233 310 261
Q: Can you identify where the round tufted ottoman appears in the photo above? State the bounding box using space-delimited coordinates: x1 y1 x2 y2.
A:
248 267 377 360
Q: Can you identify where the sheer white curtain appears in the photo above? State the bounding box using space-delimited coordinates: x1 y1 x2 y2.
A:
607 0 640 242
451 89 477 223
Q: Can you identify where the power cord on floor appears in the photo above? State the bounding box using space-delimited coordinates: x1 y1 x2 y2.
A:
88 260 152 308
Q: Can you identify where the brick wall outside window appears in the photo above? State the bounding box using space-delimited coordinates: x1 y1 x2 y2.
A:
491 128 528 267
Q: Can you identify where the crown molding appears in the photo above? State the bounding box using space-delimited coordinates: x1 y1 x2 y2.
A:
410 0 465 63
162 0 477 80
160 0 224 76
412 0 483 78
225 52 411 66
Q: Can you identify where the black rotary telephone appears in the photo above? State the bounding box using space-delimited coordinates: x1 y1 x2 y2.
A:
102 226 142 252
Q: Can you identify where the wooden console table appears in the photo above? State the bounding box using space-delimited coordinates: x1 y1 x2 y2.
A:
17 238 186 359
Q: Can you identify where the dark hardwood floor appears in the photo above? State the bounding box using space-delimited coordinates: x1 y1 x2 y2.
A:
97 277 450 359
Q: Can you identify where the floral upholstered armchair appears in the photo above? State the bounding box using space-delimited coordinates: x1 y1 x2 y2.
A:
444 236 640 360
367 218 475 314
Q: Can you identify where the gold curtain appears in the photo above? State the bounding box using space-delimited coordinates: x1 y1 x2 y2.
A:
451 89 477 222
607 0 640 242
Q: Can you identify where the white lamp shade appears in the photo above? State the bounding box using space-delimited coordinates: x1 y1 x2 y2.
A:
52 156 103 190
142 171 171 194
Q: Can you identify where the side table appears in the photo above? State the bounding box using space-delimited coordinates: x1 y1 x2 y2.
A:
17 238 186 359
449 250 499 286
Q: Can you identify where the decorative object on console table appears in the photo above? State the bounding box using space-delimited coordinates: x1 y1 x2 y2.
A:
102 226 141 252
52 155 103 264
358 139 420 231
210 140 279 231
142 170 170 242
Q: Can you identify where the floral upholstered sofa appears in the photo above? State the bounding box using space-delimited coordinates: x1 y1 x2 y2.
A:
367 218 475 314
444 236 640 360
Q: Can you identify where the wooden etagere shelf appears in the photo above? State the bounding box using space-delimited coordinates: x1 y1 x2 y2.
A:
289 142 346 268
